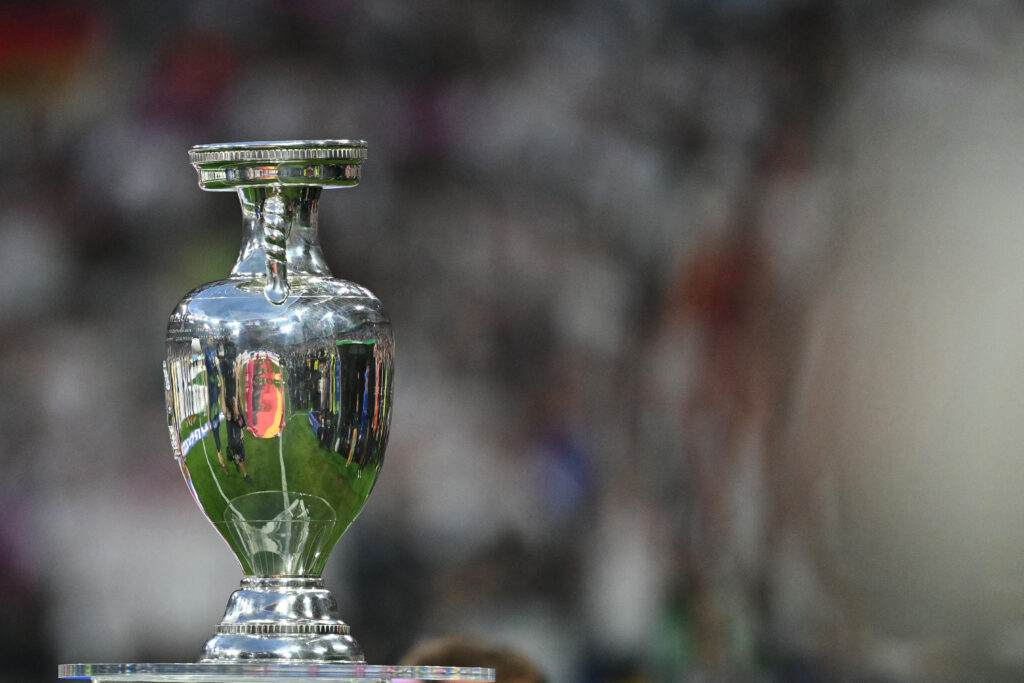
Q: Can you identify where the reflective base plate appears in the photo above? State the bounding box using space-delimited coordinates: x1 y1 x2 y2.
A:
58 663 494 682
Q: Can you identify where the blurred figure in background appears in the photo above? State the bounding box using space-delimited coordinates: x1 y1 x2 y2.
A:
401 636 546 683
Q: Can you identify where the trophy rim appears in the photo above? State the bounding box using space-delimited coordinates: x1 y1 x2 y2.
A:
188 140 368 190
188 140 368 165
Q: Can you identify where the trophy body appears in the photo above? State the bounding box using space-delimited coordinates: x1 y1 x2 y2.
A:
164 142 391 662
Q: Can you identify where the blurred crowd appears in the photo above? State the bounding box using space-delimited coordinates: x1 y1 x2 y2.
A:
4 1 1024 682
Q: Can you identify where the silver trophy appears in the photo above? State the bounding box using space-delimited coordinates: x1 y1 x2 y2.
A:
59 141 493 682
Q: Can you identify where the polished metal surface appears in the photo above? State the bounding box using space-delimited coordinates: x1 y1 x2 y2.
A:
164 142 393 662
188 140 367 190
199 577 361 662
187 140 369 163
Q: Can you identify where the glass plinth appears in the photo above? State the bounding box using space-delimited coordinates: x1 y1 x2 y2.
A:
58 663 494 682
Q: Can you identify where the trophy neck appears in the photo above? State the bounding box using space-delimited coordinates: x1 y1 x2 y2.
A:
232 186 333 278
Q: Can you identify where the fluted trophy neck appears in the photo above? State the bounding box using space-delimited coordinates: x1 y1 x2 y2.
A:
232 186 332 278
189 139 367 191
188 140 369 300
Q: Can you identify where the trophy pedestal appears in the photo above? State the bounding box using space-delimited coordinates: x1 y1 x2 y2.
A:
199 578 362 663
57 663 494 682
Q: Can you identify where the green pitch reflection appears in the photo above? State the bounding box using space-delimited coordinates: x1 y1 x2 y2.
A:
167 339 390 576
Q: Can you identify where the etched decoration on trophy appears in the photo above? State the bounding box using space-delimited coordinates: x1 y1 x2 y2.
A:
59 141 493 682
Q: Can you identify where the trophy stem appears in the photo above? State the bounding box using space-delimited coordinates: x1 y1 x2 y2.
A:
200 576 364 663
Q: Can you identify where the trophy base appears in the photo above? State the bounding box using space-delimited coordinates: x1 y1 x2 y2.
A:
57 662 495 681
199 577 362 663
58 579 499 681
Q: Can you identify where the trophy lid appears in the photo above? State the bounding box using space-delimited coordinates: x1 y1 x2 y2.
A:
189 139 367 191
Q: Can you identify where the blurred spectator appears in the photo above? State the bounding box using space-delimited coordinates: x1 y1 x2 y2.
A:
401 635 547 683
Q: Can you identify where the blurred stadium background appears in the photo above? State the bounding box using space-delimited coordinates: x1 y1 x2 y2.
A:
3 1 1024 681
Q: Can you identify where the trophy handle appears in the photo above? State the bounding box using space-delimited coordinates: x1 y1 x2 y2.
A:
262 192 290 304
